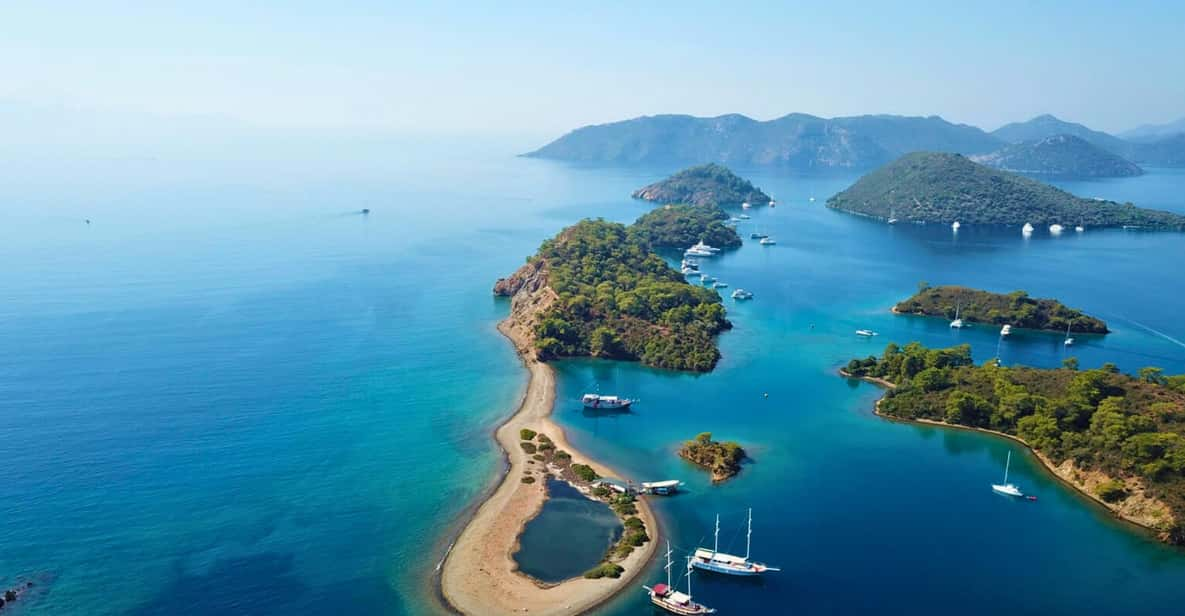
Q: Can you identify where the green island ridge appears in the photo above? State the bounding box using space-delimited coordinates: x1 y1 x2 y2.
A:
632 203 742 250
516 430 651 580
971 134 1144 178
843 342 1185 544
678 432 746 482
631 163 771 208
826 152 1185 229
895 285 1108 334
493 218 730 372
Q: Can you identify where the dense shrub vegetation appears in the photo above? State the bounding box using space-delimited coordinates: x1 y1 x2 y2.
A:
631 203 741 249
846 342 1185 540
827 152 1185 228
530 219 730 371
631 163 771 207
678 432 746 481
896 285 1108 333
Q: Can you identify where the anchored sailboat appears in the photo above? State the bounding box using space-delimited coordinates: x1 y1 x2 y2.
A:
950 303 964 328
689 509 780 576
991 451 1024 497
1064 321 1075 346
644 542 715 615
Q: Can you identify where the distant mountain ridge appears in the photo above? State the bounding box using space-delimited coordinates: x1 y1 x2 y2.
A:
525 113 1004 170
971 134 1143 178
1121 117 1185 142
527 112 1185 171
826 152 1185 229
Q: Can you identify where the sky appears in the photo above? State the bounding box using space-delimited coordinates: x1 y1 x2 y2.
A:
2 1 1184 140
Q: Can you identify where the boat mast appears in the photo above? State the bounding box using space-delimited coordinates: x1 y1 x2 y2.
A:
713 514 720 554
745 508 752 560
665 541 673 588
685 556 693 598
1004 451 1011 484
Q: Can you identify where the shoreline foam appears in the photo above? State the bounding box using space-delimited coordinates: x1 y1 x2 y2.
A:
439 320 659 615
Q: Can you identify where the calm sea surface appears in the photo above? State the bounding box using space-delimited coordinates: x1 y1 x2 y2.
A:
1 140 1183 615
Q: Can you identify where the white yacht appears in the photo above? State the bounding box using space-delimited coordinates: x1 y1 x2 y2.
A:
1000 324 1012 337
731 289 753 300
951 221 961 230
1022 222 1034 235
1049 223 1064 235
888 209 898 224
950 303 964 328
856 329 878 337
1075 224 1085 233
582 393 633 410
700 274 716 284
741 202 751 209
713 281 728 289
689 510 780 577
991 451 1024 497
1064 322 1075 346
759 237 776 245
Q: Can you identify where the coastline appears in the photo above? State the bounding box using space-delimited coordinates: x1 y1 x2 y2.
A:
840 369 1175 541
440 320 659 616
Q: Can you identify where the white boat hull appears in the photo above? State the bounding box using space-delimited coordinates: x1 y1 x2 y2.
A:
992 483 1023 497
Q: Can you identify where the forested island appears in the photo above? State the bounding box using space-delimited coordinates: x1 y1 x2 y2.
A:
971 134 1144 178
631 163 771 207
826 152 1185 228
631 204 742 249
678 432 746 482
494 218 730 371
843 343 1185 544
895 285 1108 334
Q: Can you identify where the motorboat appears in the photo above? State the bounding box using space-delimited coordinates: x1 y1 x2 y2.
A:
1050 224 1064 235
856 329 878 337
731 289 753 300
759 237 776 245
581 394 632 410
1000 324 1012 337
951 221 961 231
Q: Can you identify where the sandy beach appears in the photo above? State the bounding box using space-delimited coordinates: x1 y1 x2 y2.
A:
440 320 659 616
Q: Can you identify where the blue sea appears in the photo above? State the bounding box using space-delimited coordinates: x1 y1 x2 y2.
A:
1 139 1184 615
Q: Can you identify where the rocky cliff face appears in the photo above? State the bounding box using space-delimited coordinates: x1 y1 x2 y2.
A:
492 259 557 359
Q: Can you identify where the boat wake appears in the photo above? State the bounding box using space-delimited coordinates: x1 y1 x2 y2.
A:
1113 316 1185 351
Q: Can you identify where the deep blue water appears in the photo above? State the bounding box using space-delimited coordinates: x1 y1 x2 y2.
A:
0 140 1183 615
513 478 623 583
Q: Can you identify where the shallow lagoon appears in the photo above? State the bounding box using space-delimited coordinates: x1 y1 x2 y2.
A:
513 478 623 583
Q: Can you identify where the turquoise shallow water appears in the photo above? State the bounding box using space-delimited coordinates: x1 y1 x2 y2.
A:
0 139 1183 615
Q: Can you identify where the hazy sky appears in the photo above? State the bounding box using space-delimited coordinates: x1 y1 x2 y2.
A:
3 1 1183 139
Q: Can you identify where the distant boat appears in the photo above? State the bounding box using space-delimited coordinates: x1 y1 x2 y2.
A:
809 196 816 202
750 232 768 239
739 214 751 220
581 394 632 410
1075 224 1085 232
769 199 776 207
950 303 964 329
1050 224 1064 235
759 237 776 245
856 329 878 337
644 542 715 615
713 281 728 289
1022 222 1034 235
991 451 1024 497
681 258 700 271
888 208 898 225
1064 321 1075 346
951 221 961 231
1000 324 1012 337
700 274 716 284
741 202 751 209
731 289 753 300
361 208 370 215
689 509 780 577
640 480 683 495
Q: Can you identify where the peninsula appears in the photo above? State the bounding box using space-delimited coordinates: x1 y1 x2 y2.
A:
826 152 1185 228
971 134 1144 178
843 342 1185 545
631 163 771 208
494 218 730 372
678 432 746 482
895 285 1108 334
440 296 659 615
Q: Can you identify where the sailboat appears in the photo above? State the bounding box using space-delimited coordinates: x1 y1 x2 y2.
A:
644 542 715 615
1064 321 1075 346
950 303 964 328
689 509 780 576
991 451 1024 497
888 208 898 225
